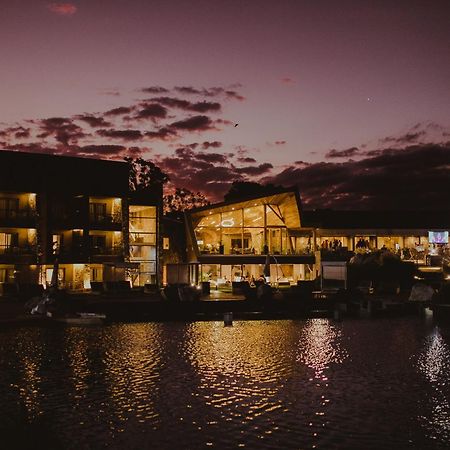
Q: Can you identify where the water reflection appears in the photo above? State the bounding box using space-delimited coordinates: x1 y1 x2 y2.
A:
102 324 163 427
0 319 449 449
12 330 46 418
416 327 450 442
184 321 297 446
296 319 348 380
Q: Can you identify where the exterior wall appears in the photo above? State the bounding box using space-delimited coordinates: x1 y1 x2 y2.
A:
0 151 162 295
185 191 450 288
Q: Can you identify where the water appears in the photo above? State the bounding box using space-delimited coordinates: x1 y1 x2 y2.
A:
0 318 449 449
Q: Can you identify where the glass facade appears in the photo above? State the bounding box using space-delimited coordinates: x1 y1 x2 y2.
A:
129 205 157 286
192 199 308 256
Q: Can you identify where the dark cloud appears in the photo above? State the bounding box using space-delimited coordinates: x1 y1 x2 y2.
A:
76 114 112 128
174 86 245 101
135 103 168 120
189 101 221 113
0 126 31 139
326 147 360 158
141 86 170 94
156 144 273 200
145 127 177 140
237 156 257 163
202 141 222 149
215 118 233 126
274 140 287 145
261 144 450 210
235 163 273 176
196 153 228 164
37 117 86 145
150 96 221 113
174 86 204 96
97 129 143 141
104 106 134 116
170 115 214 131
380 130 426 145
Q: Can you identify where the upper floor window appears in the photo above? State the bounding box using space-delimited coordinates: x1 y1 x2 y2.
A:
0 198 19 218
89 203 107 222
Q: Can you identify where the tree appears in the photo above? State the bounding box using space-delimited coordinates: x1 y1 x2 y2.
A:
164 187 210 215
124 157 169 192
223 181 284 202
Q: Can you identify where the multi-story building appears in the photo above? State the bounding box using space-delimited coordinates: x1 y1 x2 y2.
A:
0 150 161 296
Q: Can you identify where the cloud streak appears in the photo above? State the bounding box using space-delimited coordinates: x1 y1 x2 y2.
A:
47 3 77 16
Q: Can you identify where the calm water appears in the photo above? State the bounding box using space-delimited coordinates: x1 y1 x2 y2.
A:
0 318 449 450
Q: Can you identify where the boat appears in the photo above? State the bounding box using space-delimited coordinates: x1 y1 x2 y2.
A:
48 312 107 326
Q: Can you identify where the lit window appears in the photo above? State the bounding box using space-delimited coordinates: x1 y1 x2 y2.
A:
163 237 170 250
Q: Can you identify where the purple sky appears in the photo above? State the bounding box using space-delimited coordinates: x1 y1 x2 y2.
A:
1 0 449 208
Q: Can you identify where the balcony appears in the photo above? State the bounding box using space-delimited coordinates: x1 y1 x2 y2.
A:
89 213 122 230
0 245 37 262
89 245 123 263
56 246 86 262
0 208 37 227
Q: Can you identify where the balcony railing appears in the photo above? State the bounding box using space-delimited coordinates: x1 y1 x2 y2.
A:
89 245 123 256
89 213 122 226
0 245 36 256
199 247 314 256
0 208 36 220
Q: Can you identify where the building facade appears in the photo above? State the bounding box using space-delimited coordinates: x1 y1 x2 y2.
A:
0 151 161 296
183 188 450 288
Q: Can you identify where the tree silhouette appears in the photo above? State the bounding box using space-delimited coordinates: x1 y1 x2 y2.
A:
164 187 210 214
125 157 169 192
224 181 284 202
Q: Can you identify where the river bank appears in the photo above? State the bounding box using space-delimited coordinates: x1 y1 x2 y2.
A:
1 288 435 327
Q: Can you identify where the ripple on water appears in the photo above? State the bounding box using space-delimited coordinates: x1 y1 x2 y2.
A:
0 318 449 449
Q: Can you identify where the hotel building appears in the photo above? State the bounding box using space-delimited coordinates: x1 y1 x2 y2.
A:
0 151 161 296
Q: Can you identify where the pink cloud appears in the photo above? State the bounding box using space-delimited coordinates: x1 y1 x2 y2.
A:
47 3 77 16
280 77 295 84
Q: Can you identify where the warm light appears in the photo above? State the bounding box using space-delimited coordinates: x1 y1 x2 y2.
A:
221 218 234 227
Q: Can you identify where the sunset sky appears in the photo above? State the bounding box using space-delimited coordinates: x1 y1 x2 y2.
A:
1 0 449 208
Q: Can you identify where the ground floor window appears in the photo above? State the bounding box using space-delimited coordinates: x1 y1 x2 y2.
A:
0 267 15 283
200 263 314 290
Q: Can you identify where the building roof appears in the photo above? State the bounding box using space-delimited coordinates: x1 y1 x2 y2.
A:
187 186 300 214
187 188 303 229
0 150 128 196
302 209 450 230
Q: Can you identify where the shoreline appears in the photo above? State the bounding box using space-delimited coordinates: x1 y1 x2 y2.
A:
1 291 436 327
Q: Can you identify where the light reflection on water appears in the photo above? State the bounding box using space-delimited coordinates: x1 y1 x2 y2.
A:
416 327 450 443
0 318 449 449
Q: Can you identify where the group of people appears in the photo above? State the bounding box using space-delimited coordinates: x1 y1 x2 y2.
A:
355 238 371 249
321 238 343 251
240 274 266 286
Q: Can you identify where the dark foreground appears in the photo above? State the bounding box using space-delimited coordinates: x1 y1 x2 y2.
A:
1 317 449 450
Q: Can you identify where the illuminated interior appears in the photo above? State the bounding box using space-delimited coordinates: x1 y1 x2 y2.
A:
191 192 310 256
129 205 157 286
